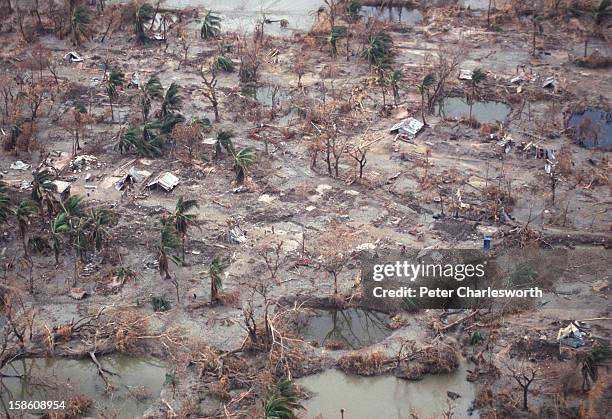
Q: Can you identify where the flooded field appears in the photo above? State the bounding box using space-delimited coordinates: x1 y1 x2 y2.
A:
297 308 391 349
0 355 167 418
297 362 477 418
130 0 325 31
361 6 423 25
567 109 612 150
435 96 511 123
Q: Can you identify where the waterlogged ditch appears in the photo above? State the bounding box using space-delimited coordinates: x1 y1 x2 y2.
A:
297 307 392 349
435 96 511 123
567 108 612 151
0 354 167 418
298 362 477 419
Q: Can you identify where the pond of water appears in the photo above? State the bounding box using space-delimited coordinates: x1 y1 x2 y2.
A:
567 109 612 151
0 354 167 418
297 362 477 419
297 307 391 349
435 96 511 123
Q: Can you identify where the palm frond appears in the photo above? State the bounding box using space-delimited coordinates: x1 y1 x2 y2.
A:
209 255 226 288
201 11 222 39
31 170 57 203
471 68 487 85
0 182 10 224
162 82 182 118
363 31 393 67
215 56 234 72
144 75 163 98
72 6 91 40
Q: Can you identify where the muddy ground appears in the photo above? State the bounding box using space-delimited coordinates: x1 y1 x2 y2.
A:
0 0 610 418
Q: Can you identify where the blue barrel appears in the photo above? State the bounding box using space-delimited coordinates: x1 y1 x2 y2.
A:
483 236 492 250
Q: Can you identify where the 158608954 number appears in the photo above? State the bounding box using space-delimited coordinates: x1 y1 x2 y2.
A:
9 400 66 410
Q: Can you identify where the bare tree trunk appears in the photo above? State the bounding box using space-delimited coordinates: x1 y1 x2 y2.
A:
532 22 537 56
421 93 427 124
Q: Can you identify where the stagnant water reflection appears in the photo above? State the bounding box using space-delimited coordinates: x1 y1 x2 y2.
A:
297 308 391 349
567 109 612 150
0 355 167 418
435 96 511 123
297 362 477 419
361 6 423 25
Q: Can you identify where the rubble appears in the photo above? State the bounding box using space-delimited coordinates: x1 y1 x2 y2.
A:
228 225 247 244
52 180 72 200
592 280 609 292
10 161 30 171
115 167 152 191
542 76 558 89
70 155 98 171
69 288 87 300
64 51 84 63
458 69 473 80
557 321 589 348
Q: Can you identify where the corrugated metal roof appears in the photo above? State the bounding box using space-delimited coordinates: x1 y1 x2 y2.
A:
147 172 179 191
389 118 424 138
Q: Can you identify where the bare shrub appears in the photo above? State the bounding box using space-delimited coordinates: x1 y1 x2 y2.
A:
338 350 386 375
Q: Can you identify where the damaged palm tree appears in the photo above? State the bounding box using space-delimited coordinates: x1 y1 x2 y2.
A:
158 217 182 302
70 5 91 46
263 378 304 418
215 56 234 73
172 197 199 262
114 122 162 157
363 31 393 70
579 345 611 390
141 75 163 122
328 26 346 58
31 170 57 216
135 3 155 44
14 200 36 257
389 69 402 106
50 212 69 266
209 255 225 303
418 73 434 124
201 11 221 39
161 82 184 132
232 147 254 185
0 182 10 225
106 69 124 122
467 68 486 123
215 129 235 158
